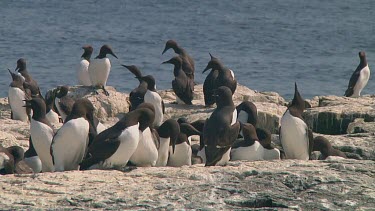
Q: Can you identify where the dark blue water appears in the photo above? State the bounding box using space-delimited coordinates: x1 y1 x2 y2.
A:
1 0 374 100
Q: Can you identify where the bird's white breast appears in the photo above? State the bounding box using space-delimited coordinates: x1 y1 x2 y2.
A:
144 90 163 127
46 110 59 125
24 156 42 173
155 137 170 167
77 59 91 86
103 124 140 168
88 58 111 86
231 109 237 126
129 128 158 167
52 117 89 171
263 148 280 160
231 141 264 161
8 87 28 122
280 110 309 160
352 65 370 97
167 142 192 167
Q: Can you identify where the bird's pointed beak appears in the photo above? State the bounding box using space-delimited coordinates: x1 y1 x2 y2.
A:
111 52 118 59
14 66 19 72
121 64 130 69
162 46 169 55
202 64 211 73
161 59 171 65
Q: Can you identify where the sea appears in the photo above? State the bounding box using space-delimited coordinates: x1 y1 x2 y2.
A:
0 0 374 100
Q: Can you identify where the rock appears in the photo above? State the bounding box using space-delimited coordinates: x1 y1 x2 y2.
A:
67 86 130 120
346 118 375 134
0 160 374 210
303 95 375 135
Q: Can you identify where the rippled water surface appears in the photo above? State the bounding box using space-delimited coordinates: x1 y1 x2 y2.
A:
0 0 374 99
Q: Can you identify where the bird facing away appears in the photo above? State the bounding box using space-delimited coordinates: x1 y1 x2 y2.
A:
77 45 94 86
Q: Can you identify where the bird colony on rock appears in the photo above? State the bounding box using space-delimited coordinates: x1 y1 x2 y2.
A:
2 41 364 175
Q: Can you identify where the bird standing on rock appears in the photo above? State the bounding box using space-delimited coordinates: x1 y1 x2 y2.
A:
162 56 194 105
162 40 195 81
77 45 93 86
280 83 313 160
88 45 118 96
136 75 165 127
51 99 97 171
24 98 55 172
203 86 240 166
8 69 29 122
155 119 180 167
344 51 370 97
203 54 237 106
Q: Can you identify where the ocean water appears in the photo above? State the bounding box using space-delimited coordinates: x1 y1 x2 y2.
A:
0 0 374 100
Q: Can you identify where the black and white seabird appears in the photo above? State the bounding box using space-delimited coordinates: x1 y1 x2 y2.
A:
137 75 165 127
88 44 118 96
256 128 280 160
155 119 180 167
14 58 41 97
80 106 155 170
203 86 240 166
51 99 97 171
122 64 148 111
280 83 313 160
0 145 33 175
231 123 264 161
54 86 75 122
203 53 237 96
77 45 93 86
162 40 195 81
167 123 200 167
24 137 42 173
8 69 29 122
129 103 159 167
313 136 347 160
344 51 371 97
24 98 55 172
162 56 194 105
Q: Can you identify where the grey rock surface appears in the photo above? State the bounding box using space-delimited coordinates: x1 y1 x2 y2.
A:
303 95 375 135
0 160 373 210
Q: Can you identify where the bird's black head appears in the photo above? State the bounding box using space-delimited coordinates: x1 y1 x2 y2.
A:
15 58 27 72
122 64 143 79
6 146 25 163
24 97 46 113
96 44 118 59
162 40 178 54
288 82 305 117
55 86 69 98
157 119 180 153
203 53 222 73
138 75 156 91
162 56 183 66
213 86 233 107
8 69 23 82
359 51 367 64
81 45 94 60
241 123 259 142
135 103 156 131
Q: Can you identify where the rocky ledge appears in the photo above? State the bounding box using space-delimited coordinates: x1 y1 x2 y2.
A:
0 84 374 209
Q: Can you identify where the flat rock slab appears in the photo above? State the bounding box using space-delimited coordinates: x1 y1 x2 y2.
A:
0 160 373 210
303 95 375 135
